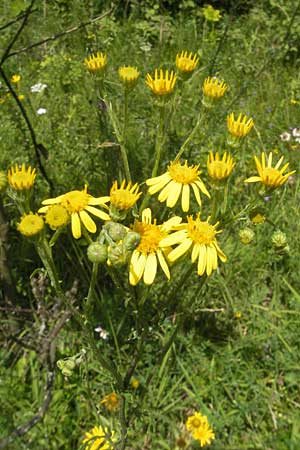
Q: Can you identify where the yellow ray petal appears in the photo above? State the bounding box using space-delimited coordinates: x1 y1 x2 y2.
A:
85 205 110 220
143 253 157 285
168 238 193 262
157 249 170 280
79 210 96 233
197 245 206 276
71 213 81 239
181 184 190 212
88 196 110 205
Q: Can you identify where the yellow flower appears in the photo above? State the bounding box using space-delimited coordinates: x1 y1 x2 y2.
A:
8 163 36 191
227 112 254 138
17 94 25 101
100 392 120 411
18 213 44 237
250 212 266 224
39 185 110 239
203 77 227 100
82 425 115 450
176 50 199 74
239 228 255 244
145 69 176 96
186 412 215 447
161 214 227 276
207 151 235 180
110 180 141 210
118 66 139 89
11 74 21 83
129 208 182 286
84 52 107 74
131 378 139 389
146 160 210 212
203 4 222 22
244 152 295 189
44 205 69 229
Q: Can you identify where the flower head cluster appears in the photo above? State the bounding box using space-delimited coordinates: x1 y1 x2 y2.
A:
160 213 226 276
146 160 210 212
203 4 222 22
118 66 139 90
100 392 120 411
186 412 215 447
8 163 36 191
227 112 254 139
84 52 107 74
244 152 295 189
39 185 110 239
18 213 44 237
129 208 182 286
176 51 199 75
11 74 21 83
203 77 227 104
146 69 176 97
44 204 69 229
82 425 115 450
30 83 47 93
207 151 235 181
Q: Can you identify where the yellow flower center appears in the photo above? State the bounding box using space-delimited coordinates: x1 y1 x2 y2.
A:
18 214 44 237
45 205 69 229
187 216 216 244
119 66 139 82
191 418 201 428
110 189 137 210
61 190 89 213
262 167 280 182
168 161 199 184
134 222 165 254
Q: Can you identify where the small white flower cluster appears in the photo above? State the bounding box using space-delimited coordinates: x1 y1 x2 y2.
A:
37 108 47 115
94 325 109 340
280 127 300 143
30 83 47 93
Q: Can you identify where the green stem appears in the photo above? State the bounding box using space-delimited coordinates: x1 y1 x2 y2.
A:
174 108 206 162
151 104 166 178
211 187 220 222
36 237 63 296
86 262 99 310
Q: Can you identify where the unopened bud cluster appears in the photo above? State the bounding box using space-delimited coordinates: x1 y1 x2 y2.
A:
57 349 86 377
271 231 289 254
87 221 140 267
239 228 255 245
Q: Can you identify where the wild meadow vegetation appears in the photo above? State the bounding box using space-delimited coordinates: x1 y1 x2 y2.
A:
1 0 300 449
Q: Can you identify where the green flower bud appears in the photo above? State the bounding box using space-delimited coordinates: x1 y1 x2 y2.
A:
0 171 7 192
107 243 126 267
122 231 141 251
239 228 255 245
57 358 76 377
103 221 127 242
109 205 128 222
87 242 108 263
271 231 288 249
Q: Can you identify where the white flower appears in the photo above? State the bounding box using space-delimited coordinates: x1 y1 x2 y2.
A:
30 83 47 93
94 326 109 340
37 108 47 115
292 127 300 138
280 132 291 142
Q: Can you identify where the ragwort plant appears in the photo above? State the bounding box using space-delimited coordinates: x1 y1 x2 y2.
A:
1 32 298 448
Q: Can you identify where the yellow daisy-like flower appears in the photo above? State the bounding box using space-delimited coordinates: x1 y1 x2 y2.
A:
129 208 182 286
82 425 115 450
176 50 199 74
145 69 176 96
110 180 141 210
131 378 140 389
84 52 107 74
207 151 235 181
203 4 222 22
7 163 36 191
227 112 254 138
118 66 139 89
11 74 21 83
39 185 110 239
244 152 296 189
146 160 210 212
100 392 120 412
44 204 69 229
18 213 44 237
203 76 227 100
186 412 215 448
161 213 227 276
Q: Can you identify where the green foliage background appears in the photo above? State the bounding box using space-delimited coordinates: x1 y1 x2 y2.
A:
1 0 300 449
